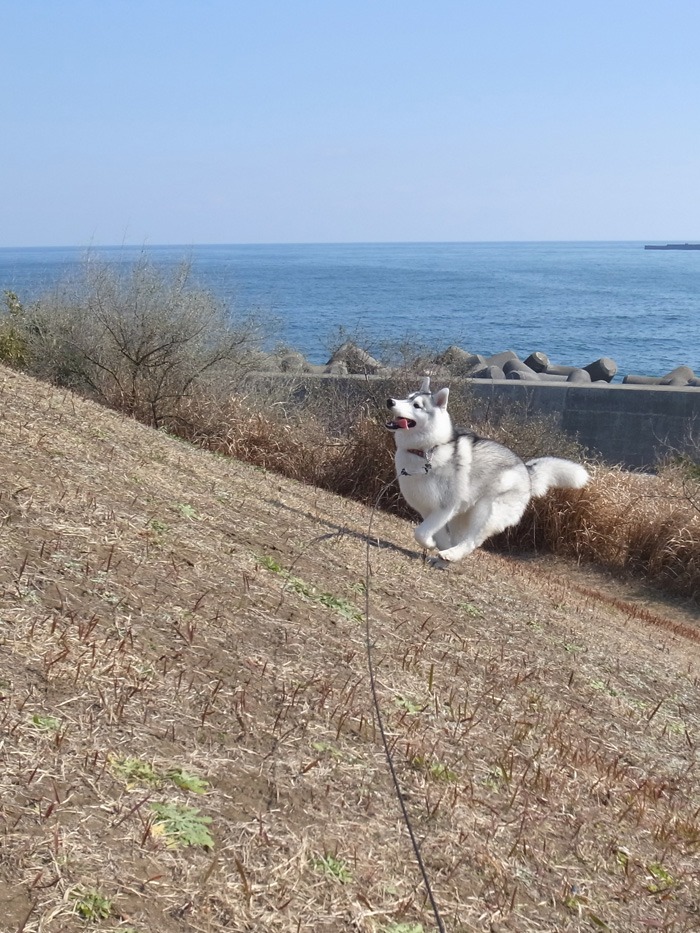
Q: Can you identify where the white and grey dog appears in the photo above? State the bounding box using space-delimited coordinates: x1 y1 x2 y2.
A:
386 377 589 563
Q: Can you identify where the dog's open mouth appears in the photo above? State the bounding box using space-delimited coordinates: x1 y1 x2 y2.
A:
386 417 416 430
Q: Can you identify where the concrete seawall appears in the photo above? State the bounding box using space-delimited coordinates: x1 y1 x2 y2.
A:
463 379 700 468
249 373 700 469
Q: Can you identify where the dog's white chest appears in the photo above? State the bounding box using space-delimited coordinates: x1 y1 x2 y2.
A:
395 451 452 515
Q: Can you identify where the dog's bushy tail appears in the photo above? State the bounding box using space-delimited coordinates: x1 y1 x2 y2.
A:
525 456 589 498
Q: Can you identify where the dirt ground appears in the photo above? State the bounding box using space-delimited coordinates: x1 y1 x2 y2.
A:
0 365 698 933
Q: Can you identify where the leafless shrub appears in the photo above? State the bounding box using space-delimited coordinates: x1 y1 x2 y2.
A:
19 256 270 427
505 466 700 597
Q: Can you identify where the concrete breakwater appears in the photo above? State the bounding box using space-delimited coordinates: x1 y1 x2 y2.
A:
261 342 700 468
316 341 700 388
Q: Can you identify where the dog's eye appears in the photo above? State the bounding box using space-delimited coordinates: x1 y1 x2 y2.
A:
413 401 422 409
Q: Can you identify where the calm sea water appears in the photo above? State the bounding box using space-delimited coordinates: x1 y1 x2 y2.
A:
1 241 698 380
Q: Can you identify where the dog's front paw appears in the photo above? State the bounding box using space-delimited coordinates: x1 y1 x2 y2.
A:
414 528 436 549
438 544 472 562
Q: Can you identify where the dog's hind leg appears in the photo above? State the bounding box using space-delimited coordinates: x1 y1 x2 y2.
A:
440 497 524 561
437 500 492 561
439 491 529 562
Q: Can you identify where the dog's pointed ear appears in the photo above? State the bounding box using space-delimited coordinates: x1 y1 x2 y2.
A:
419 376 431 393
434 387 449 410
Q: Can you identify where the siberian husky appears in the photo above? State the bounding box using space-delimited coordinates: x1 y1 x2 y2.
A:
386 377 589 563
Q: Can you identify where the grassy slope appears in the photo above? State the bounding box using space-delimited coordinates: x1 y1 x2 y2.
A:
0 364 698 933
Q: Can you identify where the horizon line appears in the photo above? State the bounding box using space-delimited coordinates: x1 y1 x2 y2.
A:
2 238 698 251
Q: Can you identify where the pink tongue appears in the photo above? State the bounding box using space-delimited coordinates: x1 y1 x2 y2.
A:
396 418 410 429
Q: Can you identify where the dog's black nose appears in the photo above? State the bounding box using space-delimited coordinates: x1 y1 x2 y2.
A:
386 398 394 408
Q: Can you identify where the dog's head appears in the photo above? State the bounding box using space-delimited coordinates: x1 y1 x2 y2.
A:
386 377 451 447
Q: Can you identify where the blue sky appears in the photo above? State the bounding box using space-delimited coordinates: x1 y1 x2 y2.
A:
3 0 699 245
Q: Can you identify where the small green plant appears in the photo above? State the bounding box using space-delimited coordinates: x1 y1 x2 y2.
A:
257 554 363 622
149 802 214 848
381 925 425 933
71 887 112 921
590 679 619 697
316 592 363 622
30 713 61 732
167 768 209 794
645 862 676 894
428 761 458 782
311 853 352 884
110 757 209 796
257 554 284 573
394 695 426 714
458 601 481 617
410 755 457 782
148 518 169 535
110 756 160 787
311 740 342 757
175 502 198 520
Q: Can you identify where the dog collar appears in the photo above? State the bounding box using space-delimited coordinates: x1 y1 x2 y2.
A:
406 446 437 461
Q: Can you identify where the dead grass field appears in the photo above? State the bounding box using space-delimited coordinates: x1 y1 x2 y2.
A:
1 364 699 933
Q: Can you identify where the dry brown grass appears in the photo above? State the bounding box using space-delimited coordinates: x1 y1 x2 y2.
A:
1 364 700 932
173 390 409 517
507 467 700 598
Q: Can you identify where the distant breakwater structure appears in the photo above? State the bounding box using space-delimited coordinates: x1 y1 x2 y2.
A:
644 243 700 250
274 340 700 389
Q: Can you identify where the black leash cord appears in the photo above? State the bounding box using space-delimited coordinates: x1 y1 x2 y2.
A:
364 483 447 933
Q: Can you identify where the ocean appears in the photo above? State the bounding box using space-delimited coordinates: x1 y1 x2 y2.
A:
1 241 698 380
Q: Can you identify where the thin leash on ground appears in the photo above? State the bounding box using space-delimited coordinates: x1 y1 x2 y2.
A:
364 482 447 933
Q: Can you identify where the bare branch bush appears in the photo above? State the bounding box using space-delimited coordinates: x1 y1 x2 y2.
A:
20 256 271 427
